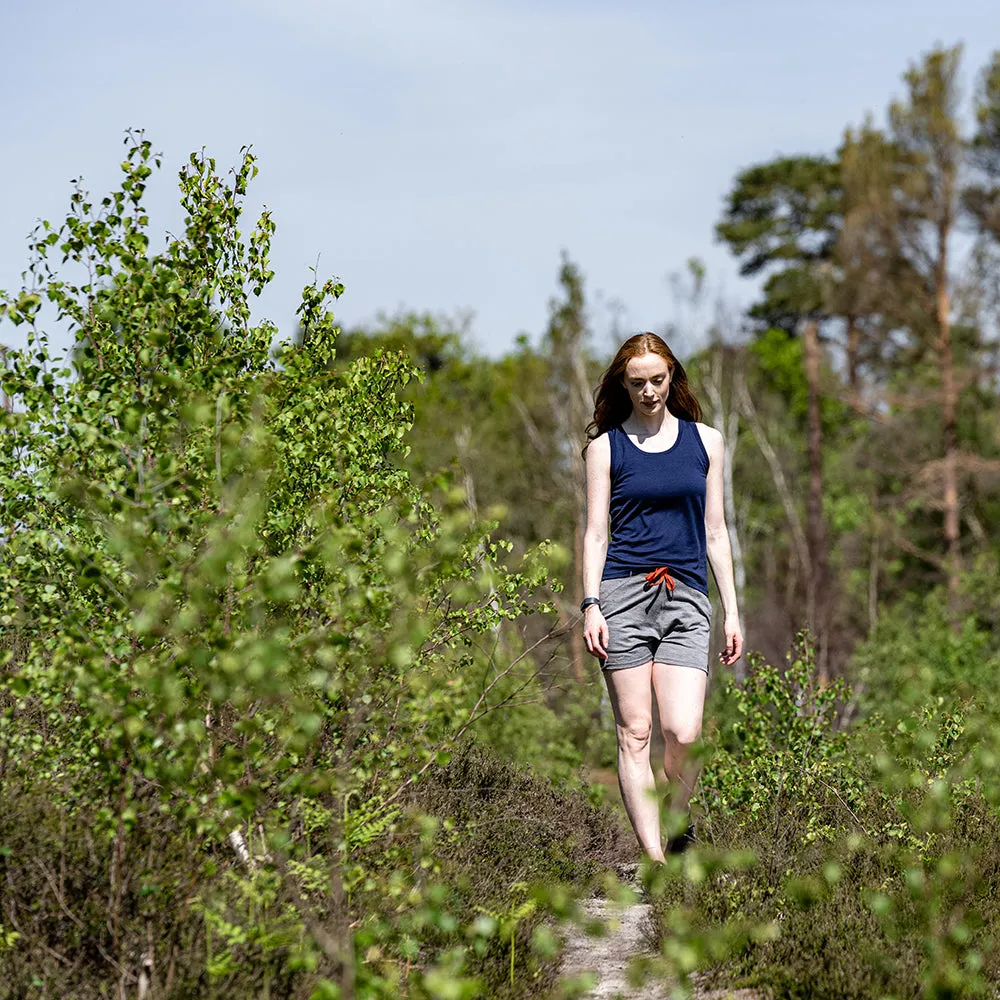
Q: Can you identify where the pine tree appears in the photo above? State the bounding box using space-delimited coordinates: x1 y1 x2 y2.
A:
716 156 840 676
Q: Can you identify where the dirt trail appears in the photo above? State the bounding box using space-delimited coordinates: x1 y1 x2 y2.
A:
558 874 760 1000
569 769 760 998
560 893 667 1000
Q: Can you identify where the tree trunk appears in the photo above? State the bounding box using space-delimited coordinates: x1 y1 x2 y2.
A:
868 511 880 634
570 515 585 684
704 348 747 681
936 236 962 617
846 316 860 396
723 409 747 682
545 262 593 686
803 320 830 680
737 375 811 584
737 374 813 646
0 347 9 415
567 349 592 685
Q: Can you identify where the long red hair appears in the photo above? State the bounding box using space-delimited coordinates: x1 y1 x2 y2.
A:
583 333 702 452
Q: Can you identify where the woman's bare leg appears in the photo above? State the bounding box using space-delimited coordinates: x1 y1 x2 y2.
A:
651 663 708 822
603 661 665 862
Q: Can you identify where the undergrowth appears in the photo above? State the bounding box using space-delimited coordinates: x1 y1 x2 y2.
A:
0 740 630 999
646 629 1000 999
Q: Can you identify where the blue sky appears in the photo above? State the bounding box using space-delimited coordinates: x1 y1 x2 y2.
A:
2 0 998 360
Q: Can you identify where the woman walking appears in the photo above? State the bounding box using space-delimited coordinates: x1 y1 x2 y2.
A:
582 333 742 861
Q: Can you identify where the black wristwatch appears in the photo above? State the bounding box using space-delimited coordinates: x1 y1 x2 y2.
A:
580 597 601 613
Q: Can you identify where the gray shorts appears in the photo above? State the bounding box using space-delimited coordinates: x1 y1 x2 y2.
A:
597 573 712 672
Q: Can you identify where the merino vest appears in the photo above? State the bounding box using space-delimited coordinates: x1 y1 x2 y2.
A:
602 420 710 595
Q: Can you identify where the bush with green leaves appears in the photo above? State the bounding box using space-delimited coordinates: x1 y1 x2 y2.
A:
696 635 864 847
852 577 1000 719
649 634 1000 1000
0 132 585 997
12 130 1000 1000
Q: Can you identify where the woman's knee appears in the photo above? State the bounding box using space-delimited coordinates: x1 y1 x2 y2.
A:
662 722 701 750
616 718 653 757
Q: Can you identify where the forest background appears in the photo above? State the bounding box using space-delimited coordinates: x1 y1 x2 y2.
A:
3 40 1000 1000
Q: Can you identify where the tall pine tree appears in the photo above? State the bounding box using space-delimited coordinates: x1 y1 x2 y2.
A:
717 155 840 676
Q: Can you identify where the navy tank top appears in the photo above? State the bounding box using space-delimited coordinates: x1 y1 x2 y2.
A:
602 419 710 595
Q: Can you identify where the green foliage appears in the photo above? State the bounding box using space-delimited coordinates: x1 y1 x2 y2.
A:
852 584 1000 715
699 635 861 847
715 154 841 329
5 43 1000 995
647 638 1000 999
0 132 578 997
748 327 852 432
966 50 1000 241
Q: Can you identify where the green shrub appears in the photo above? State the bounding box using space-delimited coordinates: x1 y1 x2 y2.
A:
852 587 1000 718
648 636 1000 999
0 133 579 998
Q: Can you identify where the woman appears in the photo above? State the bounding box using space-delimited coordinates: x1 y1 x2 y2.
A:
582 333 742 861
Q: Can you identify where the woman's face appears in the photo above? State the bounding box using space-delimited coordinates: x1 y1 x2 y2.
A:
622 352 671 416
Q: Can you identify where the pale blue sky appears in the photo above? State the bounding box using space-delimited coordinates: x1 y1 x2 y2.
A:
2 1 998 359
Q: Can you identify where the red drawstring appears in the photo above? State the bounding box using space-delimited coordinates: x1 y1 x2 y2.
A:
645 565 676 592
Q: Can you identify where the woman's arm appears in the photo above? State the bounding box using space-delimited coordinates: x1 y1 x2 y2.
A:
583 433 611 598
700 424 744 666
582 433 611 659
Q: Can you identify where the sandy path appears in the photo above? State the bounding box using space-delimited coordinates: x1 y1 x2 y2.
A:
558 877 761 1000
560 893 668 1000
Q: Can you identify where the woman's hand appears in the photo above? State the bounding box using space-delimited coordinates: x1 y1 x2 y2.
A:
583 605 609 661
718 613 743 666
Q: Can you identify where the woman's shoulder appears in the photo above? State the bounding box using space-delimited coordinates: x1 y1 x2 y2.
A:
692 422 723 456
585 429 613 457
585 428 615 471
691 420 721 440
